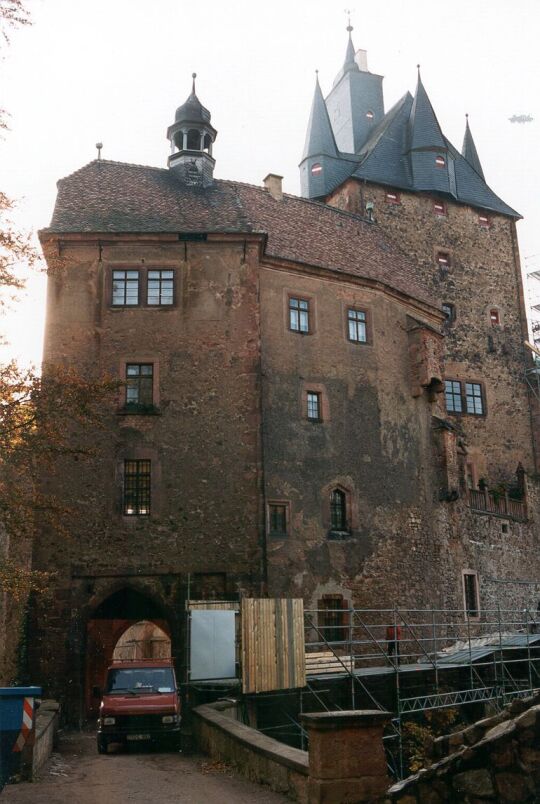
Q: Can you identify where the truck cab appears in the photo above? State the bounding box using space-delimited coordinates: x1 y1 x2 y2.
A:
96 659 181 753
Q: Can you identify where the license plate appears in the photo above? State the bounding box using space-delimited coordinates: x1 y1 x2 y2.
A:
127 734 151 741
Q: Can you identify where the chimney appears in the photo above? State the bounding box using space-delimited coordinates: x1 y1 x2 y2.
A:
355 49 369 72
263 173 283 201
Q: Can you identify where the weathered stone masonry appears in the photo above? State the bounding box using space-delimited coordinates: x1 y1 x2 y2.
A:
26 42 540 719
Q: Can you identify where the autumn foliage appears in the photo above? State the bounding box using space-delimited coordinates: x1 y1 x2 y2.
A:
0 0 118 604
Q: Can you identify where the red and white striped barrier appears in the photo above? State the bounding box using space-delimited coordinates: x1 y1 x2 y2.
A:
12 697 34 753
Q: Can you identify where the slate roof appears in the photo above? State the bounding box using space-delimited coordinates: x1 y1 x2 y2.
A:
332 31 360 87
408 74 447 151
461 117 485 180
352 94 414 189
348 90 519 217
41 159 437 308
302 77 339 160
301 54 520 218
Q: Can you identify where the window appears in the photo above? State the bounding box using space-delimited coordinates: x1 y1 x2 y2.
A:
478 215 491 229
445 380 485 416
385 191 400 204
307 391 321 421
268 503 288 537
442 303 455 323
289 297 310 333
113 270 139 306
330 489 347 532
436 251 451 269
318 595 349 643
123 460 151 516
126 364 153 408
147 270 174 306
435 155 446 167
465 382 484 415
433 201 447 216
463 572 479 618
366 110 374 120
311 163 322 175
347 308 368 343
445 380 463 413
490 308 500 326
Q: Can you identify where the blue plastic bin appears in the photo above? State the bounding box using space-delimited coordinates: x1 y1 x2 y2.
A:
0 687 41 789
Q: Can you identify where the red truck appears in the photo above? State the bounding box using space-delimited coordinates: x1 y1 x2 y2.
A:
96 659 181 753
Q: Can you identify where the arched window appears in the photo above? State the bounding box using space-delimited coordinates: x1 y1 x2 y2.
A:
187 128 201 150
330 489 347 531
435 155 446 167
173 130 185 151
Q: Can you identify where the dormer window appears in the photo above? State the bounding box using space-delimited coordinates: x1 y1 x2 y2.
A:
311 163 323 175
435 155 446 167
366 110 374 120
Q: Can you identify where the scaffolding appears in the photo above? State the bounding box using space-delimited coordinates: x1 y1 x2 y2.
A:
301 606 540 778
183 600 540 778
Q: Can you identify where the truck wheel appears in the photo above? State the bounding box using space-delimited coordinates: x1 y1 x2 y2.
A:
97 736 109 755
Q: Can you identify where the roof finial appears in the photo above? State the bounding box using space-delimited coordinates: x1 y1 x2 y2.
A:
96 142 103 161
345 8 353 33
192 72 197 94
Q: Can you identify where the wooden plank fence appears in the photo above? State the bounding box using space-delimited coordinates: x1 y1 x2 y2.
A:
241 598 305 693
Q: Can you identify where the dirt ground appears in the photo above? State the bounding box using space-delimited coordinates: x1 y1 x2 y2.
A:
1 731 289 804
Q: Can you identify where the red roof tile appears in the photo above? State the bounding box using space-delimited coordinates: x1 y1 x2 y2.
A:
40 160 437 308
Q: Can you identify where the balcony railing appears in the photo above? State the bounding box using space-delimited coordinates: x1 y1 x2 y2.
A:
468 488 527 522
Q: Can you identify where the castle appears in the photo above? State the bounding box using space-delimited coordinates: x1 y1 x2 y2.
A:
26 29 540 719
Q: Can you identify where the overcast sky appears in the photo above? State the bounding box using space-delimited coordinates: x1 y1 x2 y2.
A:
1 0 539 366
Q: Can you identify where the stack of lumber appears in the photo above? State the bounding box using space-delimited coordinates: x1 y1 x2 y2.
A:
305 651 354 675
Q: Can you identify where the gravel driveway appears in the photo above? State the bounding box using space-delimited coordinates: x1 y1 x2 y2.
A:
1 731 288 803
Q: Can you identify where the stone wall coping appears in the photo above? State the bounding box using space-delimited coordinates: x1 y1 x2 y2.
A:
192 702 309 776
301 709 391 730
35 701 61 740
38 700 61 713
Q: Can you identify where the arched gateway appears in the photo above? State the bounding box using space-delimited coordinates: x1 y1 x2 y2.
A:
85 587 173 718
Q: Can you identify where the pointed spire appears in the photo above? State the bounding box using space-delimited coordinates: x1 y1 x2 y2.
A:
344 20 356 69
302 71 338 160
332 17 360 85
462 114 485 180
408 69 446 151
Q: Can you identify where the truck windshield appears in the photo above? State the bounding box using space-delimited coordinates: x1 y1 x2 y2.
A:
105 667 175 693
